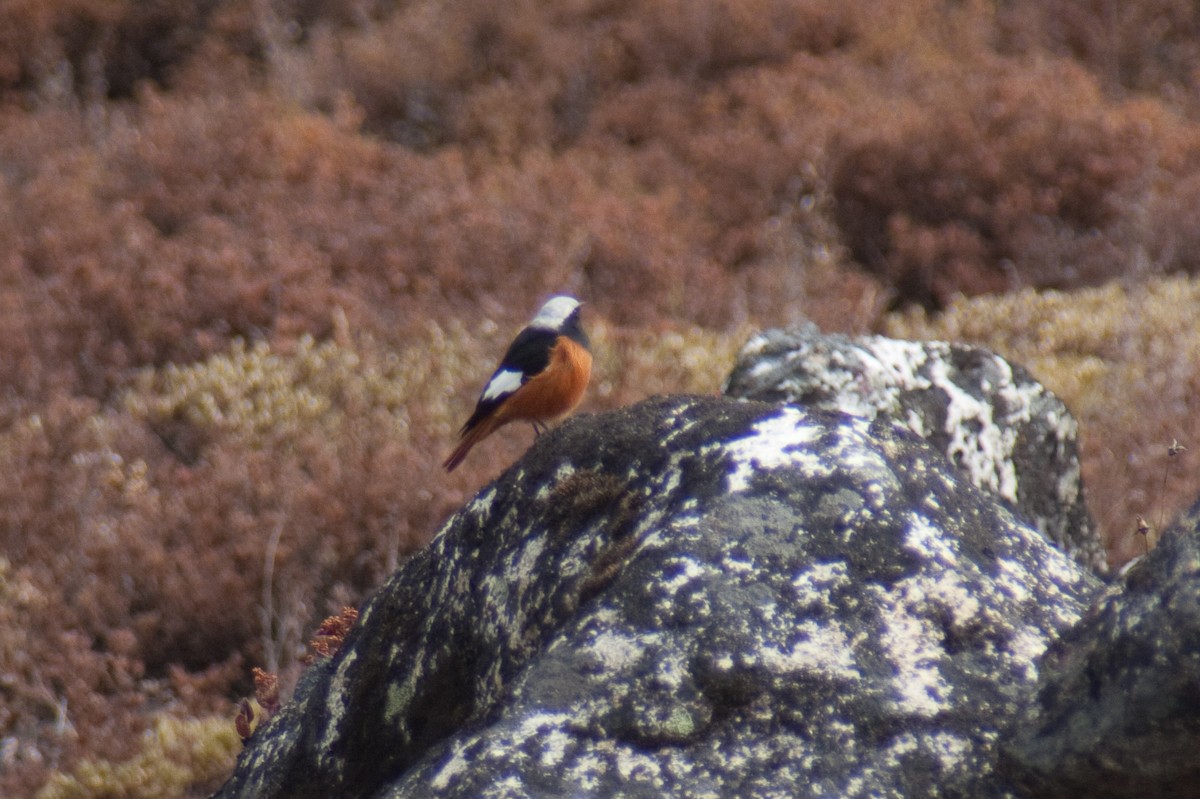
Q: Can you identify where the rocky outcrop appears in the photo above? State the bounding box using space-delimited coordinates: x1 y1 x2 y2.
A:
1000 502 1200 798
215 395 1098 799
724 324 1104 572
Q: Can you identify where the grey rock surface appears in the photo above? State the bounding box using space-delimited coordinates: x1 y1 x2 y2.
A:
724 324 1104 573
1000 501 1200 798
214 395 1099 799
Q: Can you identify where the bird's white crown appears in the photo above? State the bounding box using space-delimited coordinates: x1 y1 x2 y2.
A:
529 296 580 331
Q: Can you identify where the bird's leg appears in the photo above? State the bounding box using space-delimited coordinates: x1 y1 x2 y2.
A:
532 420 547 437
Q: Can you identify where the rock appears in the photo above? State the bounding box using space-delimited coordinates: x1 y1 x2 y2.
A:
999 502 1200 798
214 395 1099 799
724 324 1104 573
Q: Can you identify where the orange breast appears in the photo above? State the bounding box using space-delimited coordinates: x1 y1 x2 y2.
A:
495 337 592 425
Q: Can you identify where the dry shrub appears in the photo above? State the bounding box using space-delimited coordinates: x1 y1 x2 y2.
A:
0 0 871 368
271 0 864 329
309 0 859 149
0 90 556 401
0 0 242 100
886 275 1200 568
0 0 128 97
0 403 189 793
118 331 477 671
0 328 483 795
998 0 1200 100
1144 167 1200 276
588 318 747 407
830 58 1155 309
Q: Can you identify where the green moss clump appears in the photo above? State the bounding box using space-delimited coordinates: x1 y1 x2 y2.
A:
35 715 240 799
589 320 748 407
123 323 488 448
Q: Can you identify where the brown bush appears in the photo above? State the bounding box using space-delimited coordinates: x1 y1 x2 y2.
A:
0 0 251 100
0 332 466 794
829 58 1155 309
998 0 1200 99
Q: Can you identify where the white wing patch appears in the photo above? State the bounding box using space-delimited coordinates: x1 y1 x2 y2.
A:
482 368 525 401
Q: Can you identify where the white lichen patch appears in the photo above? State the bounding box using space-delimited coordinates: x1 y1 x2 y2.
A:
385 678 414 728
429 741 473 790
876 729 977 782
905 408 930 438
793 560 852 592
512 536 546 583
859 337 934 410
1003 624 1053 681
883 731 920 762
658 556 708 593
759 619 860 681
661 410 709 444
724 408 824 492
737 332 773 362
926 729 974 767
535 464 578 501
465 486 497 520
660 466 683 498
722 554 755 572
791 561 852 616
992 556 1035 605
652 647 689 690
984 515 1089 614
871 586 952 717
615 745 666 784
925 357 1020 503
834 436 899 491
514 711 572 744
319 649 360 764
994 373 1040 427
927 570 981 629
477 571 526 652
1056 458 1081 505
568 751 608 792
584 629 648 672
903 513 960 566
540 725 574 768
1035 544 1093 600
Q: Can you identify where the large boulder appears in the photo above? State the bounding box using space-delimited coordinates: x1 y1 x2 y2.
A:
215 395 1098 798
1000 501 1200 798
724 324 1104 572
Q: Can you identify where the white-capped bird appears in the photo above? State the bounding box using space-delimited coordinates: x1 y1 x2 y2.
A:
443 296 592 472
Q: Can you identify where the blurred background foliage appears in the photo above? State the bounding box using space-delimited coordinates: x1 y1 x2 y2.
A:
2 0 1199 794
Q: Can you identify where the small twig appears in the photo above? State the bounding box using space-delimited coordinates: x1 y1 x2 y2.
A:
1155 439 1186 536
260 517 286 676
1135 516 1150 556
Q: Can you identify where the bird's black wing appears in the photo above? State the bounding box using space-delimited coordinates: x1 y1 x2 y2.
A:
496 327 556 378
460 328 558 433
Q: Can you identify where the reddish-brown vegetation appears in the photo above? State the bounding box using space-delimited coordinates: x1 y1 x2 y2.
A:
0 0 1198 795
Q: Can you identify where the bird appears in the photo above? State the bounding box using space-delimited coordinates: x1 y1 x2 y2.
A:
443 296 592 472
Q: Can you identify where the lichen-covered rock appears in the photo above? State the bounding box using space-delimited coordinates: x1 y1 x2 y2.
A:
214 395 1099 799
999 502 1200 798
723 324 1104 573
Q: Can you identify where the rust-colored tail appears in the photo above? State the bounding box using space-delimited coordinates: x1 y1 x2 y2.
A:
443 418 499 472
